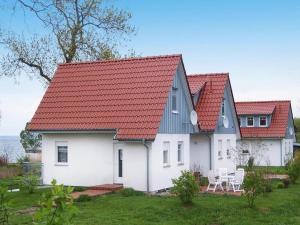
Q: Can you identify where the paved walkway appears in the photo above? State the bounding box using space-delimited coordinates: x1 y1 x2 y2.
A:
71 184 123 199
200 186 242 196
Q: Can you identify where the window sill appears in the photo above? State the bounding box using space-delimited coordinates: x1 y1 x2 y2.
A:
177 162 184 166
218 157 223 160
172 111 179 114
55 163 68 167
163 164 171 168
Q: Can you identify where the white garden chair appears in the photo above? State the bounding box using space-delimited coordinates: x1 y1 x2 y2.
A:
218 168 228 183
207 170 224 192
229 169 245 192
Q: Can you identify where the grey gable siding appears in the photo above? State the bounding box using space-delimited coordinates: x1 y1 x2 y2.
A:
285 106 296 140
158 62 195 134
215 82 237 134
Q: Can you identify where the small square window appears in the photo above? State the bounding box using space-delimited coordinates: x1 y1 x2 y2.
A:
259 116 267 127
177 142 184 164
246 117 254 127
57 144 68 163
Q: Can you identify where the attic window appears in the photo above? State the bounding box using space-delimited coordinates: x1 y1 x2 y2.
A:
172 92 178 113
259 116 267 127
246 117 254 127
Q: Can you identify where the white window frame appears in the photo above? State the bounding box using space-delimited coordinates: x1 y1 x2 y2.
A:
163 142 170 167
177 141 184 165
246 116 254 127
55 141 68 166
218 140 223 160
259 116 267 127
171 91 178 114
221 99 225 117
226 139 231 159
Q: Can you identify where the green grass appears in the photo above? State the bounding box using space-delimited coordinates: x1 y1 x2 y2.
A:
7 183 300 225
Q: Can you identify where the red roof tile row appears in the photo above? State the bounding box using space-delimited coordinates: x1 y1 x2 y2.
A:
28 55 182 140
236 101 291 138
187 73 230 131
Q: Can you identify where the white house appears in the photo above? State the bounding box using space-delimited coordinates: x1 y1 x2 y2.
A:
187 74 241 176
28 54 199 192
236 101 296 166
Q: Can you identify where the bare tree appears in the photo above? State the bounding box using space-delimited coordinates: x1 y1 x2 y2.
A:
231 141 270 166
0 0 135 85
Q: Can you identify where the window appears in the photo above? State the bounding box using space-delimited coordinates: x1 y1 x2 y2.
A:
218 140 223 159
172 93 177 112
246 117 254 127
56 142 68 163
226 139 231 158
163 142 170 166
221 99 225 117
238 117 241 127
259 116 267 127
177 142 184 164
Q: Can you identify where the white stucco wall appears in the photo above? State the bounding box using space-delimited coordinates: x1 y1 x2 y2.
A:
149 133 190 192
190 134 210 176
237 138 294 166
42 133 114 186
212 133 237 174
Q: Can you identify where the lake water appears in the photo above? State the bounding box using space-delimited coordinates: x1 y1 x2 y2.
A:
0 136 25 163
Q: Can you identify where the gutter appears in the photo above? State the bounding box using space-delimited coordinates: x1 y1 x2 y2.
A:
142 139 150 192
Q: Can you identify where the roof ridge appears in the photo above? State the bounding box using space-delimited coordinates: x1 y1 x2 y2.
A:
188 73 229 77
58 54 182 67
236 100 291 104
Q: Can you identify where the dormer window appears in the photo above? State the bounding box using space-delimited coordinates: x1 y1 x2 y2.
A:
172 92 177 113
259 116 267 127
246 117 254 127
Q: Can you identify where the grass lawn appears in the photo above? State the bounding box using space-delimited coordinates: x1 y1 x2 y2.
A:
7 182 300 225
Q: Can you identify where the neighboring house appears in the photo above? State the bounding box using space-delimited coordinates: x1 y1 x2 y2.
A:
236 101 296 166
27 55 199 192
187 74 241 176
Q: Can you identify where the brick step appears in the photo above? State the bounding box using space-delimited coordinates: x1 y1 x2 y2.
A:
89 184 123 192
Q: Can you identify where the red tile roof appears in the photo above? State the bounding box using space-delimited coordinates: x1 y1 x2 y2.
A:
187 73 229 131
236 103 276 115
236 101 291 138
28 54 182 140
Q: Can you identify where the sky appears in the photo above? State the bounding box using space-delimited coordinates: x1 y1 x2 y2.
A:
0 0 300 136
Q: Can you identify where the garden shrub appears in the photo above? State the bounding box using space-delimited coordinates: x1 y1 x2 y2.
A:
243 169 264 208
120 188 145 197
200 176 208 187
33 179 77 225
262 180 273 193
171 170 199 205
287 152 300 184
277 182 284 189
0 186 9 225
21 175 40 194
75 195 92 202
283 178 290 188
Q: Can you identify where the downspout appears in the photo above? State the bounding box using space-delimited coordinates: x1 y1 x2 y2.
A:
204 133 212 170
280 140 283 166
142 139 150 192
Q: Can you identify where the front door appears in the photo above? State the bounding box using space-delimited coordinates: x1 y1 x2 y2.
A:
114 149 123 184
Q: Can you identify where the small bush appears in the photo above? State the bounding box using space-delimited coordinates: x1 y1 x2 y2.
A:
33 179 77 225
171 170 199 205
243 170 264 208
199 177 208 187
120 188 144 197
21 175 40 194
287 152 300 184
73 186 87 192
75 195 92 202
0 154 9 167
263 181 273 193
283 178 290 188
277 182 284 189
